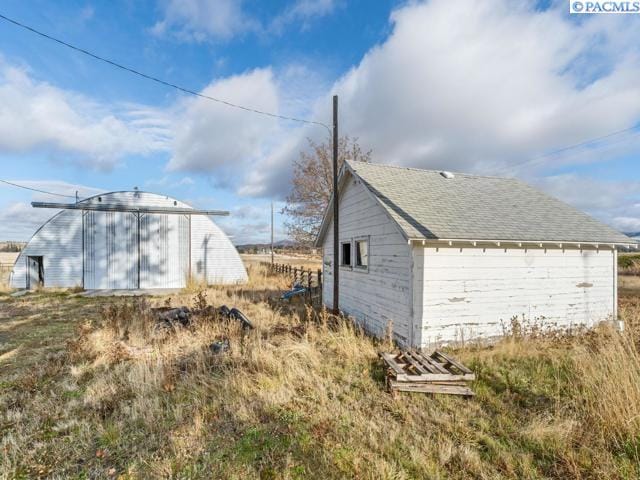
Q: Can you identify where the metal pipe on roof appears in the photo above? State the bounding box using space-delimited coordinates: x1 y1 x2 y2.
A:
31 201 229 216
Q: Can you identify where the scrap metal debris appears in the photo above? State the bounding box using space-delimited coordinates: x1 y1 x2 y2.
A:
380 350 475 396
209 338 230 354
280 283 307 301
152 305 254 331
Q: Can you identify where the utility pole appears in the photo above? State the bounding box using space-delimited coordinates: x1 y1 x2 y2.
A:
270 201 274 265
332 95 339 313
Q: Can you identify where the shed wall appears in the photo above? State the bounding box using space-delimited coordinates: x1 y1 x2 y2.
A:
322 176 413 345
416 246 616 346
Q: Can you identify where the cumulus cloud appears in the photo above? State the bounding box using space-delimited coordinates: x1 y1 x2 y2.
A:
331 0 640 173
0 62 170 169
167 68 281 184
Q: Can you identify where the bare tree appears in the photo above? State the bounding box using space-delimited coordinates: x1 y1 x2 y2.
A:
284 136 371 245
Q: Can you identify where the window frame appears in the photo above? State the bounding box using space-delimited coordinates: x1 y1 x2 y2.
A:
353 236 370 272
340 240 353 269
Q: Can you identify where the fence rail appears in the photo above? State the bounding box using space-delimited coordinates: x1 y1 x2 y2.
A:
262 262 323 304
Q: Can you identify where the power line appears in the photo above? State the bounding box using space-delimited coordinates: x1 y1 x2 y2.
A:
506 124 640 173
0 179 77 199
0 13 331 133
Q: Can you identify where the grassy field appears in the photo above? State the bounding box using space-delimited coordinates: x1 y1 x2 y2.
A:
1 264 640 478
0 253 18 291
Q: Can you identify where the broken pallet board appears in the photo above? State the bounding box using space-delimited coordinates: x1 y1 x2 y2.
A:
389 380 474 396
381 350 475 396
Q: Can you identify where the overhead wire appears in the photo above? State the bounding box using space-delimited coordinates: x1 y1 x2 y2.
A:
0 179 77 198
0 13 332 133
505 125 640 174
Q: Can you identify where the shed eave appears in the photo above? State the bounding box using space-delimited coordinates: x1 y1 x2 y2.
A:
406 237 638 249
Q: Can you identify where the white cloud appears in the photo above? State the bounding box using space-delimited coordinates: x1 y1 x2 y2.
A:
151 0 259 41
0 202 59 240
0 180 105 240
329 0 640 174
215 201 287 244
534 174 640 233
0 62 170 169
167 68 280 183
152 0 338 41
145 175 195 188
612 217 640 233
271 0 338 32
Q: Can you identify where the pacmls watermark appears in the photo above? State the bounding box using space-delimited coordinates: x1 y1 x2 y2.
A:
570 1 640 13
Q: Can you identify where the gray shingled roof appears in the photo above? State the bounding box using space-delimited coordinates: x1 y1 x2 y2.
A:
343 160 632 244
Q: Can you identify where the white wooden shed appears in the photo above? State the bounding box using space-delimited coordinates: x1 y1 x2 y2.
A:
316 161 636 347
10 191 247 290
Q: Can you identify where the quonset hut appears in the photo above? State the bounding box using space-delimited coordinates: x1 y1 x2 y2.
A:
10 191 247 290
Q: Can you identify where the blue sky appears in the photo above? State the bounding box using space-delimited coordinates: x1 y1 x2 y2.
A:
0 0 639 242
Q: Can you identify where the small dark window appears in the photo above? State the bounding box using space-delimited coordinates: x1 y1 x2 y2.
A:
340 242 352 266
355 238 369 269
98 196 102 202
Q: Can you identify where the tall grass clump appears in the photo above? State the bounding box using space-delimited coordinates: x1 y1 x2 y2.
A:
572 305 640 458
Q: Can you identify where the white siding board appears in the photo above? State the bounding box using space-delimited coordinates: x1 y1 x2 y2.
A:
322 176 412 345
418 246 615 346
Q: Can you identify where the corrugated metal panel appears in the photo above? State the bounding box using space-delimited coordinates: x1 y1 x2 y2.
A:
191 216 247 284
140 214 189 288
10 210 83 289
84 211 138 289
83 211 96 289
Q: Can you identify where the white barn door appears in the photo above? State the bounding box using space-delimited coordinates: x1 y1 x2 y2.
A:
139 214 189 288
84 211 138 289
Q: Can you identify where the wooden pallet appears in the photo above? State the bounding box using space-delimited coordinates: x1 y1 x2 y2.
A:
380 350 475 396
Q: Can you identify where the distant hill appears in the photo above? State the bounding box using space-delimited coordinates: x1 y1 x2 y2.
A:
625 232 640 239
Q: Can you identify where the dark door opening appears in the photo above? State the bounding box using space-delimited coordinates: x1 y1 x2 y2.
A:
27 256 44 289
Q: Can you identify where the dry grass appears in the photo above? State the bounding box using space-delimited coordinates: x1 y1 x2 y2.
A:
241 253 322 270
0 252 19 292
1 265 640 478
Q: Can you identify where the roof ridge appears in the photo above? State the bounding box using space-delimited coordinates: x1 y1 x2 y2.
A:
347 160 516 180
